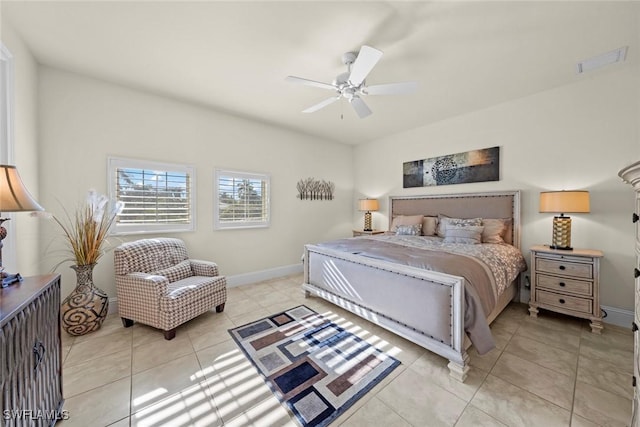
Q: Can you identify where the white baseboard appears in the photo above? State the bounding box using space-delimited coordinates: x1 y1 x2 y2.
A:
226 263 303 287
107 263 304 315
601 305 633 329
108 297 118 315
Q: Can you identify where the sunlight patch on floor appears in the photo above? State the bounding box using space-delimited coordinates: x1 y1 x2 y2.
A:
133 383 217 427
132 387 168 407
128 308 402 426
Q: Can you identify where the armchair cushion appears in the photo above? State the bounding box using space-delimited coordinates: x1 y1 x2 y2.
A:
160 276 227 314
114 238 188 275
189 260 220 277
153 260 192 283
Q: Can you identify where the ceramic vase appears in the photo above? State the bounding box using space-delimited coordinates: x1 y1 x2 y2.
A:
60 264 109 336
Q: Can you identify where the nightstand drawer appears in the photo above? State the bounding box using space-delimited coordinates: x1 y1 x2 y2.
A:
536 289 592 314
536 274 592 296
536 258 593 279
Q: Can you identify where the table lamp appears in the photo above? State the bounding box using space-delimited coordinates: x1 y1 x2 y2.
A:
0 164 44 286
539 190 590 250
358 198 379 232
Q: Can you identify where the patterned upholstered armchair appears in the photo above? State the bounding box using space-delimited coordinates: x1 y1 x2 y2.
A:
114 238 227 340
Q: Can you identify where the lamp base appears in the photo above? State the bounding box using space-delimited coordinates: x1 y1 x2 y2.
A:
549 245 573 251
550 215 573 251
363 211 372 232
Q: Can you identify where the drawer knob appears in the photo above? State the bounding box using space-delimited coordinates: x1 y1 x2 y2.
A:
559 265 566 271
559 282 566 287
635 268 640 279
559 298 566 304
634 213 639 223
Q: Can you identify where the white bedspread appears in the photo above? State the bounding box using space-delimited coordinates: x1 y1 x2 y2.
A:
360 234 527 299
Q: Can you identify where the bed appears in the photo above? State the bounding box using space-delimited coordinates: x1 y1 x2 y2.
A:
302 190 527 382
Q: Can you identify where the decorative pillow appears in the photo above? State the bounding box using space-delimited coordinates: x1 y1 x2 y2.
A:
421 216 438 236
443 225 484 244
481 218 510 244
436 215 482 237
153 260 192 283
390 215 424 231
395 223 422 236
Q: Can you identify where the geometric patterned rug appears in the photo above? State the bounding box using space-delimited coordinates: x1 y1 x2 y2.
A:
228 305 401 427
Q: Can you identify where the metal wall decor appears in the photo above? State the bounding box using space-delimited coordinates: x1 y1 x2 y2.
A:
403 146 500 188
296 178 335 200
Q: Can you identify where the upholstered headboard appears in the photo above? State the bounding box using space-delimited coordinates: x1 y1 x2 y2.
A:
389 191 521 248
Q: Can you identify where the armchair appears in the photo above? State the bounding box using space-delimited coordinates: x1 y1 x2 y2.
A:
114 238 227 340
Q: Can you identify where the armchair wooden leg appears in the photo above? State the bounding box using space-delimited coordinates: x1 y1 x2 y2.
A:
164 328 176 340
121 318 134 328
216 303 226 313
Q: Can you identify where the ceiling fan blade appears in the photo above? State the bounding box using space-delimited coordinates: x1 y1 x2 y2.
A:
365 81 418 95
285 76 337 91
348 45 383 86
302 96 341 113
349 96 372 119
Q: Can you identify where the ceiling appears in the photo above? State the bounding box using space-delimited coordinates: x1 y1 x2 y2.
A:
2 1 638 145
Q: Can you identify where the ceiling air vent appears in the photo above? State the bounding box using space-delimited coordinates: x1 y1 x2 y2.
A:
576 46 628 73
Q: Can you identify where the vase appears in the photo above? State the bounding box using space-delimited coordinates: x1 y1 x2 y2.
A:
60 263 109 336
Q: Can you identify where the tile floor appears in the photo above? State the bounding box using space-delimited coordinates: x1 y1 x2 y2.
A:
58 274 633 427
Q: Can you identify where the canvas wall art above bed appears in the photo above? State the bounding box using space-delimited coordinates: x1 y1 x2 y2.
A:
302 191 526 382
403 146 500 188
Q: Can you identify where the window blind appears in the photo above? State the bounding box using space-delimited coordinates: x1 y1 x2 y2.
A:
108 157 195 234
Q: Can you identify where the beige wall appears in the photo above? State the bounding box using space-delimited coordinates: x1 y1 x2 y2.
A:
37 67 354 298
5 13 639 316
353 64 639 311
1 21 41 276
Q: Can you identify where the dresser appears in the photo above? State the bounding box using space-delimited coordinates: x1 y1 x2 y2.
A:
1 275 64 426
619 160 640 427
528 245 603 333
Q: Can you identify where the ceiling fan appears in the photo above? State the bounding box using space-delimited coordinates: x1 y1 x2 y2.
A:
286 45 417 119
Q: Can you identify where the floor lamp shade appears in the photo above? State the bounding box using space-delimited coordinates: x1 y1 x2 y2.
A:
539 190 590 250
358 199 379 232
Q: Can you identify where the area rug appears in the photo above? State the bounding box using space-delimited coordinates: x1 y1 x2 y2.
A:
228 305 400 427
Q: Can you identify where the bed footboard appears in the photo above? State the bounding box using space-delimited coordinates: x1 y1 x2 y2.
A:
303 244 470 382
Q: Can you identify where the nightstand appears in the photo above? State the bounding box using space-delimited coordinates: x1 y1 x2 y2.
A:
352 230 385 237
528 245 604 333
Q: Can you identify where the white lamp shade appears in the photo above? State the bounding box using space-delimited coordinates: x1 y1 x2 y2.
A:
0 165 44 212
358 199 379 212
539 191 590 214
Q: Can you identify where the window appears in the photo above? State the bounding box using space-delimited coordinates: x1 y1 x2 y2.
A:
108 157 195 234
214 169 270 229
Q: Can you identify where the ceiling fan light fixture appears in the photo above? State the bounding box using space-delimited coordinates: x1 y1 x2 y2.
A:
341 51 357 66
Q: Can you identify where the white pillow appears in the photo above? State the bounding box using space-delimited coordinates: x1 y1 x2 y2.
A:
390 215 423 231
443 225 484 244
395 224 422 236
437 215 482 237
